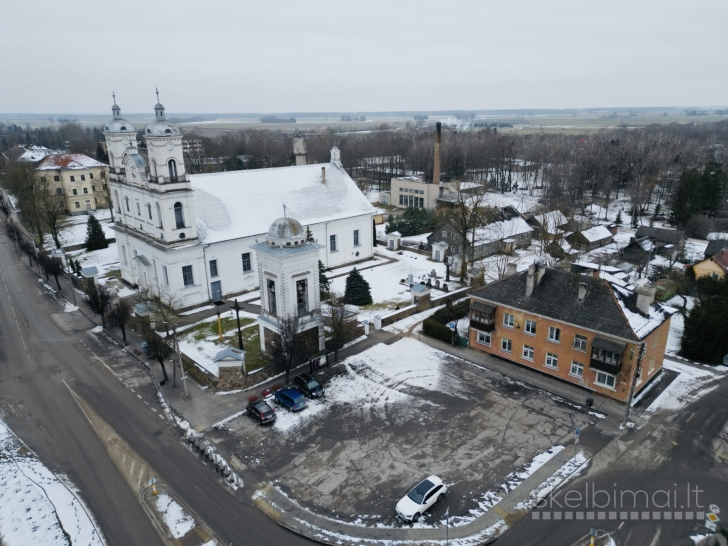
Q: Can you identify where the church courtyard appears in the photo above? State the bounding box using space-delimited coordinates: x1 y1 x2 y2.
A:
216 338 597 526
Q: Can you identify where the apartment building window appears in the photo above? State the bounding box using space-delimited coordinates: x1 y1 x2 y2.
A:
525 319 536 335
242 252 251 272
522 345 534 360
574 334 588 351
652 330 660 349
209 260 218 277
501 338 512 352
353 229 360 246
92 185 96 192
53 175 60 182
40 176 47 183
73 189 78 195
548 326 561 343
182 265 194 286
56 188 62 195
81 175 86 181
503 313 514 328
89 173 94 179
570 361 584 377
595 370 616 389
399 194 404 205
75 202 80 208
102 183 107 190
545 353 558 369
83 188 88 194
476 331 491 346
70 176 75 182
330 234 337 252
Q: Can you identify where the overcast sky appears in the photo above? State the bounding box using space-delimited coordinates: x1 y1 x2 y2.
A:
3 0 727 114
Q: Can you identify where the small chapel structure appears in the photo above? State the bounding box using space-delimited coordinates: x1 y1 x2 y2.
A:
105 93 376 308
252 214 325 354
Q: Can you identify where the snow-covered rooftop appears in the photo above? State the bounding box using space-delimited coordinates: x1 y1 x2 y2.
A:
191 162 375 244
580 225 612 243
37 154 106 170
534 210 568 231
473 216 532 245
14 145 55 162
610 282 677 339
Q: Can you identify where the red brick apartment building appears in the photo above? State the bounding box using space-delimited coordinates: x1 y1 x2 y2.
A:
468 263 675 403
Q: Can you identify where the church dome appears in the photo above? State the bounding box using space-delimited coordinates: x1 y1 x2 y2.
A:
266 216 307 247
104 103 135 133
145 101 180 137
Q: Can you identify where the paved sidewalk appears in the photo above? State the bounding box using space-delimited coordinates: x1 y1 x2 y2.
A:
252 446 588 546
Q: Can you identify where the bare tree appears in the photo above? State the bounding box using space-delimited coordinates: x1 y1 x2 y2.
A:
108 299 133 344
144 331 173 384
321 292 357 362
85 284 112 328
136 286 185 335
269 314 310 385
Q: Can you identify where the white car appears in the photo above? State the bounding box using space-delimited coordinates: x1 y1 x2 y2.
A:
396 475 447 522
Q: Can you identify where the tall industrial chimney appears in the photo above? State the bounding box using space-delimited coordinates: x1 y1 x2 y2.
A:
433 122 442 184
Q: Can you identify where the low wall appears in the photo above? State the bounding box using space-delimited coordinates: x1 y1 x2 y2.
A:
380 304 418 327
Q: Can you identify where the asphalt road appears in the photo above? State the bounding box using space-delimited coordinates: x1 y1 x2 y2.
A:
0 217 314 546
494 373 728 546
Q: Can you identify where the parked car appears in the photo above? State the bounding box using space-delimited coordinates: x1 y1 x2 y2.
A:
396 476 447 522
274 388 307 411
294 373 324 399
245 400 277 426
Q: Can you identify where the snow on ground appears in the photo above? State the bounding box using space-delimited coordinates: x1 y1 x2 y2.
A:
43 211 115 248
154 493 195 539
0 419 106 546
664 295 696 357
180 304 215 316
271 338 467 435
63 301 78 313
684 238 708 262
644 359 722 416
481 189 541 213
383 305 443 335
327 258 381 276
67 243 120 278
513 451 588 511
401 232 432 245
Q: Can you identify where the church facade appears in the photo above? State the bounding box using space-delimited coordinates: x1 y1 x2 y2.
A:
104 96 376 308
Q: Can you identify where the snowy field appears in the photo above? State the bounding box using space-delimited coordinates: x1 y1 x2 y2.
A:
0 419 106 546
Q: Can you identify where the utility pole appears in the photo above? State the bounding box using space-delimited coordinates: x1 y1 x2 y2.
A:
622 342 645 427
216 306 223 342
173 324 189 399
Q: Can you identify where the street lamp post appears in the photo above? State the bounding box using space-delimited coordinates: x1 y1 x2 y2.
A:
173 324 189 399
216 307 223 342
232 299 244 351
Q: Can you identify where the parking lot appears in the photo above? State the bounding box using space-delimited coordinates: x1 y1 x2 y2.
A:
218 338 596 526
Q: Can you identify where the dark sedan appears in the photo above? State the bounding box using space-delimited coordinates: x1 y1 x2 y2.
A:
245 400 277 425
294 373 324 399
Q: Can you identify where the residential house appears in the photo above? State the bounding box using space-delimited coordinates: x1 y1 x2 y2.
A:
566 225 613 252
106 99 375 308
426 206 532 262
634 226 685 255
621 236 654 267
36 154 109 215
525 210 569 241
468 263 675 403
693 251 728 279
0 145 55 168
704 232 728 259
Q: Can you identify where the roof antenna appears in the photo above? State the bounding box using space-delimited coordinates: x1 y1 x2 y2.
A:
283 203 287 218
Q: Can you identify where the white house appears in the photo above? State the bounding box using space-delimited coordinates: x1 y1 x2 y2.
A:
105 97 376 308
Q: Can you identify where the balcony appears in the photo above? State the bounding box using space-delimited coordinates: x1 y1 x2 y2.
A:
470 301 496 332
589 337 626 373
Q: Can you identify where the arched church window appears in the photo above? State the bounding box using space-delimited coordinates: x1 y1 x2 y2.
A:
114 191 121 213
151 159 157 178
174 202 184 229
147 203 152 220
156 202 163 228
125 196 130 212
169 159 178 182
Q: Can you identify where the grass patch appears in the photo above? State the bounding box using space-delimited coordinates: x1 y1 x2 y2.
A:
102 268 121 278
186 316 256 342
360 298 410 312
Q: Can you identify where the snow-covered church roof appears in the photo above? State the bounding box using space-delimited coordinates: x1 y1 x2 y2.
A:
191 162 376 243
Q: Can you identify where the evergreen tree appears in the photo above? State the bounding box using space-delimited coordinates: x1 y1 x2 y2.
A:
85 214 108 251
318 260 330 296
306 226 315 242
681 274 728 363
344 267 372 305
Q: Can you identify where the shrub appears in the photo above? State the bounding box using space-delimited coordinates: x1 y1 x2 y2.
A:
422 319 454 343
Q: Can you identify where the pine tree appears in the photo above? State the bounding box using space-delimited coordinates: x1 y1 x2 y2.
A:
344 267 372 305
615 210 623 225
306 226 315 242
318 260 330 296
85 214 108 251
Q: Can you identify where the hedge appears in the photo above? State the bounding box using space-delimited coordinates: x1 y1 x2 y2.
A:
423 319 455 344
430 300 469 325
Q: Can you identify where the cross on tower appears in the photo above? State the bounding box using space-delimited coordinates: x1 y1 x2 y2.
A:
283 204 287 218
112 90 116 104
156 87 160 103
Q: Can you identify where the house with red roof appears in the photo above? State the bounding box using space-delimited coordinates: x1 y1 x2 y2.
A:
36 154 109 215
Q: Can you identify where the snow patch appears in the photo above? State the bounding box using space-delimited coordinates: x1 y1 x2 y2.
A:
644 359 721 416
154 493 195 539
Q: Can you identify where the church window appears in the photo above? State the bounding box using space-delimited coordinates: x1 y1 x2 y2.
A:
353 229 360 246
114 191 121 213
182 265 194 286
330 234 337 252
156 202 163 228
296 279 308 315
267 279 277 316
242 253 251 272
209 260 218 277
174 202 184 229
162 266 169 285
147 203 152 220
125 197 130 212
136 202 141 216
169 159 178 182
151 159 157 178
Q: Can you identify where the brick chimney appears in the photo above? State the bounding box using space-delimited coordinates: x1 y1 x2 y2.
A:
635 285 656 315
433 122 441 184
578 282 587 301
526 262 546 297
505 261 518 276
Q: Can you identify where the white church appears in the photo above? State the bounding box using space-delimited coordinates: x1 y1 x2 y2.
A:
104 96 376 308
